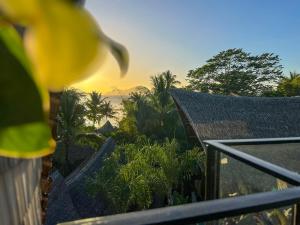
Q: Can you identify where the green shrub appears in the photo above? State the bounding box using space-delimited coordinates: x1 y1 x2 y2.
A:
87 139 204 213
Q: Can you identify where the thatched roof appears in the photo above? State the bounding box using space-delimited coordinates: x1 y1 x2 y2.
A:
96 121 115 134
46 138 116 224
66 138 115 218
46 171 80 225
65 138 115 188
170 89 300 144
53 141 95 172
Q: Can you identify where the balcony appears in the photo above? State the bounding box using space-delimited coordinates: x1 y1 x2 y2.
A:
59 137 300 225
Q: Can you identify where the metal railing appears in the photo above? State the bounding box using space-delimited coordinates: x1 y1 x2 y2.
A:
60 137 300 225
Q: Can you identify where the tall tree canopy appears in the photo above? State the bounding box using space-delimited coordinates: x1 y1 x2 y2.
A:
187 48 283 96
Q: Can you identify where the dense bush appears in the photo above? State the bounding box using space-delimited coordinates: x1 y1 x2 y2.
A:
87 139 204 213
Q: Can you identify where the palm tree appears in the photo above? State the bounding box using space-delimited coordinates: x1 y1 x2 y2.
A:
151 71 180 108
129 90 149 104
101 101 116 121
289 71 300 80
278 71 300 96
119 71 182 139
150 71 180 128
163 70 181 89
86 91 106 127
56 89 85 172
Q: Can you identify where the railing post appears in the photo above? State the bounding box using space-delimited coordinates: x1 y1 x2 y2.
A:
205 144 220 201
205 145 220 225
0 157 42 225
294 203 300 225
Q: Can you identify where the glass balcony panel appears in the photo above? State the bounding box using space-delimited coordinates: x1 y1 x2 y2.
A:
207 205 295 225
231 143 300 174
219 152 293 199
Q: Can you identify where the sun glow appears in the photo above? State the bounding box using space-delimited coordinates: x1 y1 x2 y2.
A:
72 51 126 94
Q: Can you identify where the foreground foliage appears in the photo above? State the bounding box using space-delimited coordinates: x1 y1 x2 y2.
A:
0 25 52 158
0 0 128 158
88 139 204 213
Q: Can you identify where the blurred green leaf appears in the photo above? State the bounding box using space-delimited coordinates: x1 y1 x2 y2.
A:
0 123 52 158
0 26 43 127
0 25 52 158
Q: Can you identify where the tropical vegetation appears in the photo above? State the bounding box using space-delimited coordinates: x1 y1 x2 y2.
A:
87 139 204 213
54 89 116 175
117 70 187 144
85 70 206 214
85 59 300 216
49 69 205 215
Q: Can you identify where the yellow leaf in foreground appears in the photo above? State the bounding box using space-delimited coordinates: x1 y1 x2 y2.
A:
25 0 106 91
0 0 40 23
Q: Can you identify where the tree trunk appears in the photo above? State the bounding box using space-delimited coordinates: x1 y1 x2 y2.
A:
63 139 71 176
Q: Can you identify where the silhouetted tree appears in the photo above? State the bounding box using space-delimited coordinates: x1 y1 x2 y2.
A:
86 91 106 127
187 48 283 96
119 71 184 141
101 101 116 121
56 89 86 171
